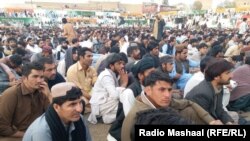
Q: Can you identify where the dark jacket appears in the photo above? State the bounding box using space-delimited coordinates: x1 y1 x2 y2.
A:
185 80 233 124
153 19 165 40
109 79 142 141
175 59 189 74
143 53 159 68
47 73 66 89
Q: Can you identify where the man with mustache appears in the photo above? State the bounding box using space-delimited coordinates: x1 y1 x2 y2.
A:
0 62 51 141
108 57 155 141
56 39 69 61
67 47 97 111
40 58 65 89
122 71 222 141
23 82 92 141
88 53 128 124
186 59 235 124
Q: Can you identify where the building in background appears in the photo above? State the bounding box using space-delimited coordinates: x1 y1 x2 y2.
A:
235 0 250 7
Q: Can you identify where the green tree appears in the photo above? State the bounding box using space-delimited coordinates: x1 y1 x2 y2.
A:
163 0 168 5
192 1 203 10
223 0 236 8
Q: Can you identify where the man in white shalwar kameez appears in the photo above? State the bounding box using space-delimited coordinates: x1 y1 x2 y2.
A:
88 53 128 124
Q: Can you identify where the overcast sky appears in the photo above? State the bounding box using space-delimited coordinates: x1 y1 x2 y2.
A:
0 0 197 5
0 0 225 7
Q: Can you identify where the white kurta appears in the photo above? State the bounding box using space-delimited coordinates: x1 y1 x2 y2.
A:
88 69 125 124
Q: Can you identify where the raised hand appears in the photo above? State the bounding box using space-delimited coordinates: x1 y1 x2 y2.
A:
119 69 128 88
39 81 50 97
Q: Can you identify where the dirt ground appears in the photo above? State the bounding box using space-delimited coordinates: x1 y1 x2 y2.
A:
84 111 250 141
84 114 111 141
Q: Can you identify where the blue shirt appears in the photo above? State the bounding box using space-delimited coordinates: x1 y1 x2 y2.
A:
169 60 199 90
92 53 102 67
23 114 92 141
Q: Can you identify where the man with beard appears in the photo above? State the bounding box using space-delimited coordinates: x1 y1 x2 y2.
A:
26 38 42 54
3 37 17 56
161 36 176 56
125 42 141 72
170 46 199 90
31 45 55 63
6 37 17 55
40 58 65 89
156 55 174 74
88 53 128 124
108 57 155 141
0 62 50 140
67 47 97 105
186 59 235 124
57 45 79 77
56 39 69 61
143 41 160 67
23 82 92 141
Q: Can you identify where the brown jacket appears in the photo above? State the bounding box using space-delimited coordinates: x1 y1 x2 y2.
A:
63 23 77 44
0 83 50 137
121 92 214 141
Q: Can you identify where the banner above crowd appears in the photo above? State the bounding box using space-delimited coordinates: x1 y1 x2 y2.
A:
142 3 158 14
